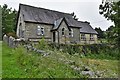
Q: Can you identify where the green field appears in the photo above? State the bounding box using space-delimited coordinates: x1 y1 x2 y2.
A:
2 42 119 78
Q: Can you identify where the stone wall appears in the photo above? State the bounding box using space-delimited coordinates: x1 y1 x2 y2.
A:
24 22 53 42
70 28 80 44
57 21 70 44
3 35 24 48
56 21 80 44
16 11 25 38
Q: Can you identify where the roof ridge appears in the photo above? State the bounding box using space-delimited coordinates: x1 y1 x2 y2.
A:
20 3 72 16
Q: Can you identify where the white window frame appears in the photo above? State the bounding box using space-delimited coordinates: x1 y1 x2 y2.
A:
37 26 41 35
90 34 94 40
81 33 86 40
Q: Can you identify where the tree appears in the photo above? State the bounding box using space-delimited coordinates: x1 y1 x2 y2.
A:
99 0 120 47
1 4 17 38
0 5 2 40
106 25 117 43
95 27 105 39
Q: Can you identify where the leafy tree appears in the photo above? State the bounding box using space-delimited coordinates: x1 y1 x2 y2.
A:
1 4 17 38
99 0 120 47
95 27 105 39
106 25 117 43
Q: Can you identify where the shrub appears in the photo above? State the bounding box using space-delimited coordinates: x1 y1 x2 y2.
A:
38 37 48 50
6 32 18 39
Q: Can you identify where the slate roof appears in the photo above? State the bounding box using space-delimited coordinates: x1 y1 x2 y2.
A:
53 18 63 30
19 4 81 28
19 4 98 34
79 21 98 34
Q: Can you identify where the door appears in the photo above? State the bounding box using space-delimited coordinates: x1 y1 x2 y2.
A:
53 32 55 42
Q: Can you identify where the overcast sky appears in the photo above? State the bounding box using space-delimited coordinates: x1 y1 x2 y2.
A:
0 0 114 31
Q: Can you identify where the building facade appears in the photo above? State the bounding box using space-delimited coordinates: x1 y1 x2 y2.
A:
16 4 98 44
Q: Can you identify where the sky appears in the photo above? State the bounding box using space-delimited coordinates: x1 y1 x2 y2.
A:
0 0 114 31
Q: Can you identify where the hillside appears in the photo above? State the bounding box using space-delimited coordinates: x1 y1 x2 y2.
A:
2 42 118 78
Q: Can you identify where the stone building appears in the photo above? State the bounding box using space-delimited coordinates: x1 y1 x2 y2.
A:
16 4 98 44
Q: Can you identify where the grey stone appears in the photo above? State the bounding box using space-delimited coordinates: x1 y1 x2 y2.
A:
43 53 50 56
36 50 45 53
81 71 95 77
9 36 15 48
33 48 37 51
83 66 91 71
3 34 9 44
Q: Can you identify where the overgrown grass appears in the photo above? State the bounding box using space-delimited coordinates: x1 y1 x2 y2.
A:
2 43 83 78
0 41 2 79
2 42 119 78
51 43 119 60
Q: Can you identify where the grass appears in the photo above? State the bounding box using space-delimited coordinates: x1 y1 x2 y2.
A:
2 43 82 78
0 41 2 79
2 42 119 78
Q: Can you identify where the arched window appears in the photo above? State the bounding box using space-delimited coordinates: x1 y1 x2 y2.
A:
62 28 65 36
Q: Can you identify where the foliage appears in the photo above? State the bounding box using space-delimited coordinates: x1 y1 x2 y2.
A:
2 42 118 78
105 25 117 43
95 27 105 39
0 41 2 78
2 42 83 78
1 4 17 37
0 6 2 41
50 43 119 60
38 37 49 50
99 0 120 49
6 32 18 39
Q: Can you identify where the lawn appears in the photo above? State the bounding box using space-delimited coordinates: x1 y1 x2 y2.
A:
2 42 119 78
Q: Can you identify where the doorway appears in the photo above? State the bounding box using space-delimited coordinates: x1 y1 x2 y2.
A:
53 32 55 42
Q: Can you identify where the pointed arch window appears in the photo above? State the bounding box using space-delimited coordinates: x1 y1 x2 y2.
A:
62 28 65 36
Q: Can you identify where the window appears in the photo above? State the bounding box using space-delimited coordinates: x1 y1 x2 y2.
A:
69 29 73 37
41 27 44 35
81 34 86 40
71 29 73 37
37 26 41 35
69 32 71 36
90 34 94 40
54 21 57 26
62 28 65 36
37 26 44 36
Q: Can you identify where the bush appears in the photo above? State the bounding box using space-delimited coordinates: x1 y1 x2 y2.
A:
6 32 18 39
49 43 119 60
38 37 48 50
